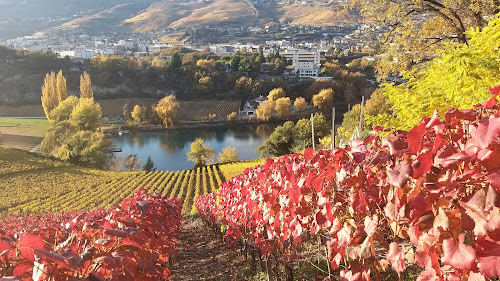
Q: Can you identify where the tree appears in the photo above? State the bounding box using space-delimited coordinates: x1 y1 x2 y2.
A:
49 96 79 122
187 138 215 167
122 102 132 120
218 147 239 163
312 88 334 113
230 52 243 70
107 155 123 171
41 120 77 155
196 59 215 69
294 113 331 148
257 46 266 63
336 104 364 141
123 154 142 171
41 71 59 120
350 0 498 77
56 70 68 102
196 76 215 95
131 105 147 122
70 98 102 131
273 57 286 75
234 76 253 96
369 14 500 130
169 52 182 70
55 130 112 169
268 88 286 102
143 154 155 172
294 97 307 111
256 100 274 121
155 95 180 128
256 121 296 157
252 80 265 97
275 97 292 120
80 72 94 100
227 112 238 122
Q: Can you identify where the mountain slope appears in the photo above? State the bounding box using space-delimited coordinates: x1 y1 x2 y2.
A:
0 0 360 36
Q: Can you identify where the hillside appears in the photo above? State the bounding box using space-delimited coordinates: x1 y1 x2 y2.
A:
0 147 261 216
17 0 360 35
126 0 357 31
280 3 358 25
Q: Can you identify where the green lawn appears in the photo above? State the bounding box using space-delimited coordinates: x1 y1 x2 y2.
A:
0 118 49 150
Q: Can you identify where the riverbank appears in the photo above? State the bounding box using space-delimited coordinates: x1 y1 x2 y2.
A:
104 108 318 134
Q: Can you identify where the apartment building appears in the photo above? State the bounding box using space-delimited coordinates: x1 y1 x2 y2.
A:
282 48 321 77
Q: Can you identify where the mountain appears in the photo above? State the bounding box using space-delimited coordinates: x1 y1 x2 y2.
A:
0 0 155 18
0 0 360 37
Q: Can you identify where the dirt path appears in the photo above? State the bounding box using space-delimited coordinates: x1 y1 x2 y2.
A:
169 217 246 281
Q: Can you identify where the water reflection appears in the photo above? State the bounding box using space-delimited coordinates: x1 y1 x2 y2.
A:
112 124 278 171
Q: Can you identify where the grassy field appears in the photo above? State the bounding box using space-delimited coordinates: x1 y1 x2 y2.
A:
0 147 261 216
0 118 50 150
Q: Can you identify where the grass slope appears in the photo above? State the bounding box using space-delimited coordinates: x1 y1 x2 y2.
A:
0 118 49 150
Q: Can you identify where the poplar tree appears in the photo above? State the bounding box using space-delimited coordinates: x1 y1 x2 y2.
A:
41 71 58 121
80 72 94 100
56 70 68 102
42 71 69 121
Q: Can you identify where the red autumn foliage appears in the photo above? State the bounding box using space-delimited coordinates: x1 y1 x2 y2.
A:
197 85 500 280
0 189 181 281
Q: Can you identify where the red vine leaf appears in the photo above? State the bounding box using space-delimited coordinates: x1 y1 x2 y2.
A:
441 234 476 270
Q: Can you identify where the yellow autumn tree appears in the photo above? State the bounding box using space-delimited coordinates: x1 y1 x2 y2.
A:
268 88 286 102
80 72 94 100
275 97 292 120
42 71 68 121
368 13 500 130
256 100 274 121
56 70 68 102
312 88 334 113
154 95 180 127
294 97 307 111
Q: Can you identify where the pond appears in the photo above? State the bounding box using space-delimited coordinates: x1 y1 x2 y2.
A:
111 124 278 171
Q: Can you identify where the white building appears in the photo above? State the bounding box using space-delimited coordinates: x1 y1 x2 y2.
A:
148 43 171 54
57 48 114 59
282 48 321 78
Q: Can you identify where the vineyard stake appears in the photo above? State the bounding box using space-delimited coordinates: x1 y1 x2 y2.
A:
347 103 351 131
311 113 315 150
358 96 365 135
332 107 336 149
265 256 270 281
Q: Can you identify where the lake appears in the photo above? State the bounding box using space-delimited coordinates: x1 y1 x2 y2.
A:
112 124 278 171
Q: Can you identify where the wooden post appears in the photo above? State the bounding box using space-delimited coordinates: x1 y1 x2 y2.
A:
358 96 365 134
347 104 351 129
266 256 270 281
332 107 336 149
311 113 315 150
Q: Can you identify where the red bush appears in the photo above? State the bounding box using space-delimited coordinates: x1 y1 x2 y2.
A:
0 189 182 281
200 86 500 280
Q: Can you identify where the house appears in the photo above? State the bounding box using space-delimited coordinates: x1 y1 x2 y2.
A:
242 95 267 116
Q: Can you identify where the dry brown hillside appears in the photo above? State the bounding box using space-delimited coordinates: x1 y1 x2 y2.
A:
280 3 358 25
30 0 361 35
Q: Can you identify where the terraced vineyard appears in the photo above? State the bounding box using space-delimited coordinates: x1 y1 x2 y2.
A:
0 147 254 216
